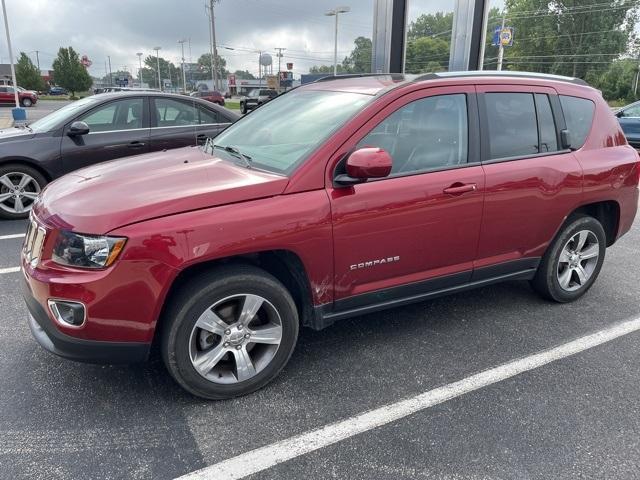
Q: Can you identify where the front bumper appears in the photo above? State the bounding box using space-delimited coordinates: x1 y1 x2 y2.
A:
23 276 150 364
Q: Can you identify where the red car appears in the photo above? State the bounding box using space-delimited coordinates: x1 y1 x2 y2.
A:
190 90 225 106
22 72 639 399
0 85 37 107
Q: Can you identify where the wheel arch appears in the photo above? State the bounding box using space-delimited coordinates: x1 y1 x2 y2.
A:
569 200 620 247
0 157 53 183
153 249 316 347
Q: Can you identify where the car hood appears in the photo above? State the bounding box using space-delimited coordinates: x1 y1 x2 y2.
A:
0 127 36 141
33 147 289 234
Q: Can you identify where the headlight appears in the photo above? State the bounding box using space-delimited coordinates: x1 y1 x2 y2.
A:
52 231 126 269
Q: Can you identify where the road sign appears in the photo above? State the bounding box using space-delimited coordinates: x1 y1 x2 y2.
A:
492 26 514 47
286 62 293 70
116 76 128 87
266 75 278 89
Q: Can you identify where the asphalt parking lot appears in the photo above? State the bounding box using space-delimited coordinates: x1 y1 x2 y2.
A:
0 202 638 479
0 99 72 129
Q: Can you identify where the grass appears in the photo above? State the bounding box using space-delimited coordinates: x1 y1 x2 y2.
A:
225 100 240 110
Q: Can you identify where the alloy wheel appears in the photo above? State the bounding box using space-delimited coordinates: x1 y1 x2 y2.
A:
0 172 41 215
188 294 283 384
556 230 600 292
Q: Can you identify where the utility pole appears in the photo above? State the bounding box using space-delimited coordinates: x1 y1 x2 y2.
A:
107 55 113 85
178 39 188 92
34 50 40 70
136 52 143 87
634 52 640 97
153 46 162 90
275 47 286 92
497 15 506 71
208 0 220 91
0 0 19 109
325 7 350 76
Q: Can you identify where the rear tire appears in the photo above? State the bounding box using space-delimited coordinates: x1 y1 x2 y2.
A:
0 164 47 220
161 264 299 400
532 215 606 302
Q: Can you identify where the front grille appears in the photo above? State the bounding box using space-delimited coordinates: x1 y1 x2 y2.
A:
23 219 46 267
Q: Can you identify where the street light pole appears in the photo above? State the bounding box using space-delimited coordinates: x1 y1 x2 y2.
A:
0 0 18 108
208 0 220 91
107 55 113 86
178 39 187 92
153 46 162 90
136 52 143 87
325 6 350 76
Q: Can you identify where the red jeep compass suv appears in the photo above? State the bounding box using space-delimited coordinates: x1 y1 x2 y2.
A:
22 72 639 399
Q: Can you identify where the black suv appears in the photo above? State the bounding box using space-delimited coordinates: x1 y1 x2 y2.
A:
240 89 278 114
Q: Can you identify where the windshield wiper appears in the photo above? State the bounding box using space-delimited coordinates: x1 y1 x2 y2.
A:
213 144 252 167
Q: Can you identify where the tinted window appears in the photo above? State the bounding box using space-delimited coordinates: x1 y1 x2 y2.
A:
560 95 595 149
485 93 539 159
535 94 558 153
154 98 198 127
358 94 468 175
198 105 221 124
621 103 640 118
78 98 144 132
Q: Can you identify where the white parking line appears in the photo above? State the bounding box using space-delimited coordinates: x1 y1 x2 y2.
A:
178 315 640 480
0 267 20 274
0 233 25 240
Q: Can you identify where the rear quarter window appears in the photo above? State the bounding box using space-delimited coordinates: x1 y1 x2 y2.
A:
560 95 595 150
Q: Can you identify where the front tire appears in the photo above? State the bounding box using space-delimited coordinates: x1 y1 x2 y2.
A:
240 102 247 114
0 164 47 219
532 215 606 302
161 264 299 400
21 98 33 107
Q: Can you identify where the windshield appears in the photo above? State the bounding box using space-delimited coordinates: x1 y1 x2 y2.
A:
209 89 372 175
29 96 99 132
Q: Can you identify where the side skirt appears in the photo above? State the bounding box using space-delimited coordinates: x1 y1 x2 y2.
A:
310 258 540 330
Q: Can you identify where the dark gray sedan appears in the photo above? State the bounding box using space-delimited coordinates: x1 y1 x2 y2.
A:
0 92 239 219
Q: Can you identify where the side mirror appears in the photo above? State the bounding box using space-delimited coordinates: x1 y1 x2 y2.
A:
560 129 572 150
68 121 90 136
615 110 625 118
334 147 393 187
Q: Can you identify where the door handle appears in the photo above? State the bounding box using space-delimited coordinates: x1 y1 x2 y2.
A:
443 183 477 195
128 141 145 148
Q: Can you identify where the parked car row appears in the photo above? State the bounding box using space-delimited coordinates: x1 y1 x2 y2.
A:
18 72 639 400
0 92 239 218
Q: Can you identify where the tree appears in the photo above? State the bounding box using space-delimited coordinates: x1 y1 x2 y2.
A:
405 36 450 73
588 58 640 103
143 55 180 89
196 53 228 80
407 12 454 42
308 64 347 74
15 52 45 91
498 0 639 79
52 47 92 96
234 69 255 80
342 36 372 73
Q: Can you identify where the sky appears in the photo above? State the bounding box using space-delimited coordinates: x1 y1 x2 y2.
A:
0 0 458 79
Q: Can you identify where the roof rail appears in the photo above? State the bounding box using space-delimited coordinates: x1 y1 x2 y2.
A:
414 70 589 87
314 73 406 83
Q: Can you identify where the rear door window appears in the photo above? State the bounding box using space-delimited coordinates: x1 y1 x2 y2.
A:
485 93 539 159
559 95 595 150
